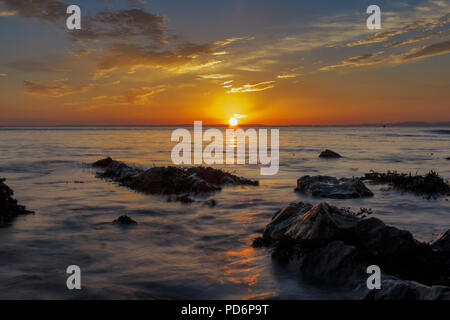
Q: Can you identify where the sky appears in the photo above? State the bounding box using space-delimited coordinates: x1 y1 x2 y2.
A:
0 0 449 125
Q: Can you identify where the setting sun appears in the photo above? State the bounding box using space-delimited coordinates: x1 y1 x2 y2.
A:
229 117 238 126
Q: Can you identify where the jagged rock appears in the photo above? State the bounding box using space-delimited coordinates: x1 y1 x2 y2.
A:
364 279 450 300
361 170 450 197
319 149 342 158
0 178 33 227
432 230 450 251
262 202 313 241
255 201 450 298
113 215 137 225
295 175 373 199
93 158 258 197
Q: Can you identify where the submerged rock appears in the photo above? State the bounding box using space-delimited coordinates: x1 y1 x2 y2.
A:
113 215 137 225
361 170 450 197
93 158 258 198
295 175 373 199
0 178 34 227
255 201 450 297
319 149 342 158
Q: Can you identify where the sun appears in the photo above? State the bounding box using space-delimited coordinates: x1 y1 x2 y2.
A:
229 117 238 126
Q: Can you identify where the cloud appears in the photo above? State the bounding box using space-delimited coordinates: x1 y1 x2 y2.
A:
400 40 450 61
198 74 233 80
277 73 300 79
0 0 66 21
71 8 168 43
93 86 166 105
92 38 247 78
227 81 275 93
320 52 390 71
384 32 439 48
347 13 449 47
24 80 94 97
321 39 450 72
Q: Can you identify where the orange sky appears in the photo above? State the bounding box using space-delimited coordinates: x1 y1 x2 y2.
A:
0 0 449 125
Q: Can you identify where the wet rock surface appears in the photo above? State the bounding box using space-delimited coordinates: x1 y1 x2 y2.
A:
0 178 34 227
295 175 373 199
319 149 342 158
364 279 450 300
93 158 258 200
113 215 137 225
361 170 450 197
254 201 450 298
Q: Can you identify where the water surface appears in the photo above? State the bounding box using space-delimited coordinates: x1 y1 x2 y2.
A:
0 126 449 299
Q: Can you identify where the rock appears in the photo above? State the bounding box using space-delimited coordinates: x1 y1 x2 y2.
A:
0 178 34 227
262 202 313 241
285 202 359 241
113 215 137 225
297 241 364 287
255 201 450 296
203 199 217 207
364 279 450 300
361 170 450 197
432 230 450 251
319 149 342 158
295 176 373 199
446 157 450 160
92 158 258 197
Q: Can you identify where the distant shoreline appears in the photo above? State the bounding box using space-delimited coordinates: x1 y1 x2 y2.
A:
0 122 449 128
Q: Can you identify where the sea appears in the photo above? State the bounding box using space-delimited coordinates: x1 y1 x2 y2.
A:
0 126 449 299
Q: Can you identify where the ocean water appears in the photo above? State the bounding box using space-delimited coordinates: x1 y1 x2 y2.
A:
0 126 449 299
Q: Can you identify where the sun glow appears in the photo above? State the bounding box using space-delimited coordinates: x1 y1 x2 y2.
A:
229 117 238 126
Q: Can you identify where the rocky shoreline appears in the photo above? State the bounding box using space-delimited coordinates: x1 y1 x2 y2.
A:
0 178 34 227
93 157 258 203
253 201 450 300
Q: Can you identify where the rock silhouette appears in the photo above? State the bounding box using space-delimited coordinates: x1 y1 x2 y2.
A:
295 175 373 198
93 158 258 199
0 178 33 227
254 201 450 299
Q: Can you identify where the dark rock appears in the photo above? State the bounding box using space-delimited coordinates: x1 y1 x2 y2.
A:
298 241 364 287
364 279 450 300
169 194 195 203
319 149 342 158
0 178 34 227
361 170 450 197
113 215 137 225
203 199 217 207
92 158 258 198
446 157 450 160
186 167 258 186
432 230 450 251
262 202 313 241
295 175 373 199
255 201 450 297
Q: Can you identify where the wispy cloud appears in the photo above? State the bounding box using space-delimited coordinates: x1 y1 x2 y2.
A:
400 40 450 61
24 80 94 97
227 81 275 93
